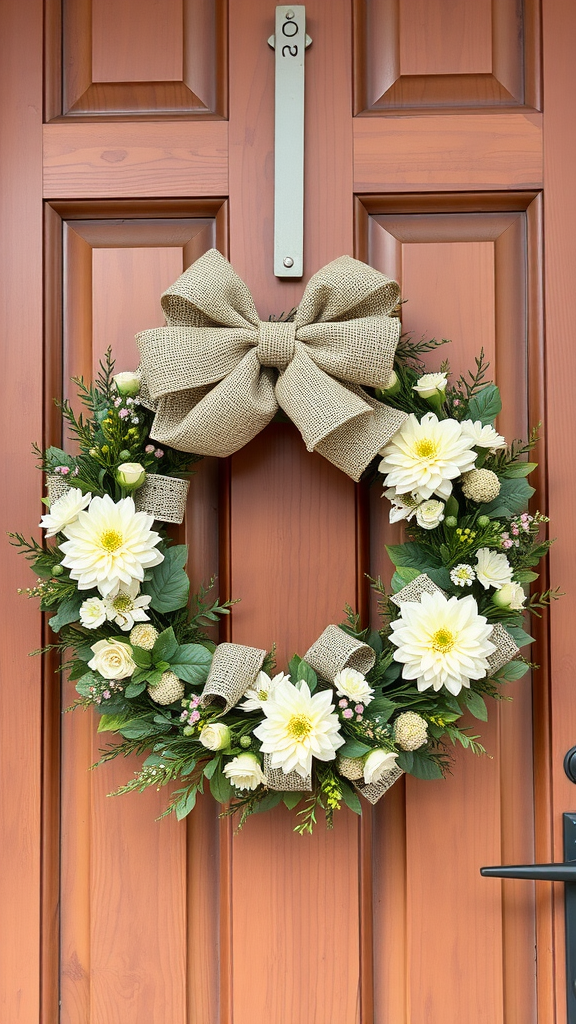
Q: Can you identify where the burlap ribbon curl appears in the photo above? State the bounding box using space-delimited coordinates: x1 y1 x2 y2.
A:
136 249 408 481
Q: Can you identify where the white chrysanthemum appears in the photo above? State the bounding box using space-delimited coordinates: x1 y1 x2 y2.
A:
102 580 152 631
333 667 374 705
39 487 91 538
254 679 344 778
59 494 164 598
79 596 107 629
379 413 477 501
240 671 289 712
389 590 496 695
475 547 513 590
450 564 476 588
384 488 422 524
223 753 266 791
460 419 507 450
412 372 448 396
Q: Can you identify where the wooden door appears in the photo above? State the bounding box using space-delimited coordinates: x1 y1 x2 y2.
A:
2 1 575 1022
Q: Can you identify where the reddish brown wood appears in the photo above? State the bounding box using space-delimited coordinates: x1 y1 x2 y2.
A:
43 122 229 198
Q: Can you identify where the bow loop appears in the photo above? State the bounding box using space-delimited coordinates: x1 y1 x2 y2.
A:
257 320 296 370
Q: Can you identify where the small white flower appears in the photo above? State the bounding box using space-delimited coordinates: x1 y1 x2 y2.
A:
102 580 152 631
39 487 91 538
88 639 136 680
412 372 448 398
475 547 514 590
223 753 266 791
333 667 374 705
79 596 107 629
116 462 146 491
363 749 399 785
200 723 231 751
390 590 496 695
254 679 344 778
240 671 288 712
450 564 476 587
384 488 422 524
379 413 477 501
460 419 507 450
113 371 140 397
492 581 526 610
416 499 445 530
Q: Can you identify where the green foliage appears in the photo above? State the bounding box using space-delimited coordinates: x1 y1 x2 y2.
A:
143 546 190 612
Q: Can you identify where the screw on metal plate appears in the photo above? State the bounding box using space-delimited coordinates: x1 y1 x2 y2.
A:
283 257 294 268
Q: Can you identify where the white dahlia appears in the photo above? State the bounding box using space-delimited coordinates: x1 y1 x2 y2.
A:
40 487 91 538
253 679 344 778
240 671 288 712
475 547 514 590
389 590 496 696
379 413 477 501
102 580 152 631
460 419 507 450
59 494 164 598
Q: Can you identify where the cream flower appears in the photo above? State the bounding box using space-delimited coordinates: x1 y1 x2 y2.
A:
39 487 91 538
333 667 374 705
113 371 140 396
475 547 514 590
223 753 266 791
59 494 164 598
492 581 526 611
389 590 496 695
416 499 445 530
116 463 146 491
460 419 507 450
240 671 288 712
88 639 136 680
363 749 399 785
393 711 428 751
130 623 159 650
412 372 448 397
379 413 477 501
450 564 476 588
384 488 422 524
102 580 151 631
254 679 344 778
200 723 231 751
79 596 107 629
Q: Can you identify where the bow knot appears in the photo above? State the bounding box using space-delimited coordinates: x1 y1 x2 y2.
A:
137 249 408 481
257 319 296 370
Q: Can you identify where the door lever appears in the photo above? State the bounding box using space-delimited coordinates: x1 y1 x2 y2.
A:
481 812 576 1024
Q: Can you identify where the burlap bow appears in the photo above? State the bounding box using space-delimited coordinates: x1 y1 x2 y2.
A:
136 249 408 481
199 625 376 792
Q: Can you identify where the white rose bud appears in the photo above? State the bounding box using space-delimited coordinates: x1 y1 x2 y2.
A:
492 581 526 611
116 462 146 491
113 371 141 397
412 372 448 399
223 753 266 791
200 722 231 751
363 749 399 785
415 499 445 531
376 369 401 399
88 639 136 680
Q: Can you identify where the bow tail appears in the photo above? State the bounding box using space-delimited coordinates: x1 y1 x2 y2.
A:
315 387 408 482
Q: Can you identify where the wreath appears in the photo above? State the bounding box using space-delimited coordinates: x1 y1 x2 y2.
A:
12 250 557 834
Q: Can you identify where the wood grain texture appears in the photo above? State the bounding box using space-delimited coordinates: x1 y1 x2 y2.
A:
92 0 183 83
354 114 542 191
399 0 492 75
0 3 43 1022
43 122 228 198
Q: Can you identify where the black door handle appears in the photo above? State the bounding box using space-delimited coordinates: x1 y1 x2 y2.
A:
482 812 576 1023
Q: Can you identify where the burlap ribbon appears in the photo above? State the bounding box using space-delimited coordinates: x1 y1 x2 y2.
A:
136 249 408 481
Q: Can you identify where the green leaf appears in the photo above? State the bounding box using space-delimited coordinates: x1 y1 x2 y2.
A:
339 739 371 758
44 446 75 470
124 680 147 698
97 712 129 733
48 593 83 633
296 660 317 693
493 659 530 681
131 646 152 669
427 567 452 590
75 671 98 697
155 661 171 673
409 753 443 780
175 788 197 820
367 697 396 722
255 791 283 813
505 625 535 648
143 545 190 613
146 669 164 688
444 494 459 519
397 750 413 772
152 627 178 663
501 461 538 479
131 667 152 685
118 719 156 739
340 781 362 815
203 757 219 780
367 630 383 655
514 569 539 583
170 643 213 684
288 655 301 678
461 689 488 721
283 792 302 809
391 566 420 593
386 542 441 571
210 770 233 803
467 384 502 425
478 478 536 518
